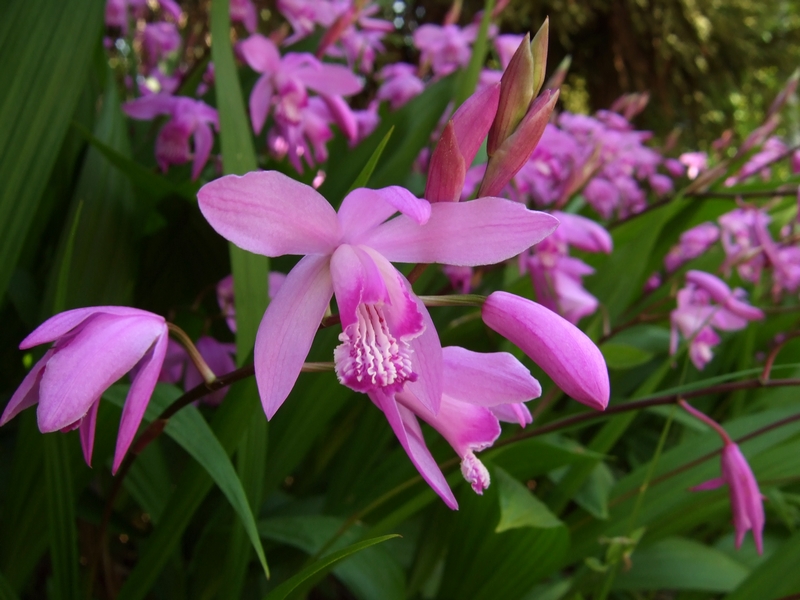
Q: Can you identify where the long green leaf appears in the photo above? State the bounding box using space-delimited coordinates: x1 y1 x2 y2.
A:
0 571 19 600
116 381 261 600
210 0 269 362
43 434 80 600
0 0 103 302
105 384 269 580
346 126 394 193
262 535 400 600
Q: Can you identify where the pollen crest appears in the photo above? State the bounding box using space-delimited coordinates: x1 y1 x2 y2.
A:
334 303 417 393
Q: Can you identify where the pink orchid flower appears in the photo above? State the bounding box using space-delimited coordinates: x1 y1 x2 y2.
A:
197 171 558 422
237 34 362 138
664 222 720 273
141 22 181 69
679 151 708 180
377 63 425 110
681 401 765 554
122 94 219 180
413 23 479 77
231 0 259 33
1 307 169 473
276 0 346 44
391 346 541 508
481 292 610 410
160 337 237 405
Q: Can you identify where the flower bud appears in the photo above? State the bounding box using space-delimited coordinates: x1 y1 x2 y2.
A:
487 33 533 156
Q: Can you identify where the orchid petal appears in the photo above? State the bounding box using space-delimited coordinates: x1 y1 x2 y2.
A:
373 391 457 509
37 314 165 432
0 350 53 425
330 244 388 328
238 34 281 73
482 292 610 410
255 254 333 419
363 197 559 266
553 211 613 254
321 94 358 141
113 329 169 473
198 171 342 257
452 82 501 168
21 306 154 349
339 187 431 241
296 63 363 96
425 121 466 203
249 74 274 135
122 93 176 120
442 346 542 405
79 400 100 466
490 403 532 427
191 122 214 181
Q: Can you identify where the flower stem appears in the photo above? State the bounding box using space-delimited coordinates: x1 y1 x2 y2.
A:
418 293 487 307
167 322 216 384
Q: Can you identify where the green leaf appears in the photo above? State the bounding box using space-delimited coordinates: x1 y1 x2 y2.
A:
600 343 655 370
572 461 615 520
495 467 563 532
0 571 19 600
614 537 749 592
105 383 269 579
454 0 495 107
52 201 83 313
347 126 394 193
260 515 405 600
210 0 269 361
117 381 262 600
0 0 103 302
71 120 198 202
44 434 80 600
262 535 400 600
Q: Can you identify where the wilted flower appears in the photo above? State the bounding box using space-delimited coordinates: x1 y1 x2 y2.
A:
1 307 169 472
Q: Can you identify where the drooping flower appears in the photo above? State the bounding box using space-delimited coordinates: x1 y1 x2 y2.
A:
230 0 259 33
413 23 479 77
718 208 770 284
122 94 219 180
140 22 181 69
377 63 425 110
481 291 610 410
681 401 765 554
276 0 346 45
198 171 558 423
1 307 169 473
388 346 541 508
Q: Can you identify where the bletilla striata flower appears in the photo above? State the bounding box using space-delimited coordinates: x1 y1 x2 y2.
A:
681 401 765 553
122 94 219 180
1 307 169 472
390 346 542 509
197 171 558 422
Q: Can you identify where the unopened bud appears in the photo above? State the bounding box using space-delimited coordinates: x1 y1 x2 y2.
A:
487 32 533 156
544 54 571 90
530 17 549 97
425 122 466 203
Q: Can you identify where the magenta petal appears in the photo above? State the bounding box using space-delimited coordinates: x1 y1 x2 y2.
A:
249 74 274 135
425 121 466 203
191 122 214 180
339 187 432 242
363 197 559 266
482 292 610 410
553 211 613 254
401 298 443 415
238 34 281 73
0 350 53 425
452 82 501 168
691 477 726 492
490 403 532 427
373 391 458 509
255 255 333 419
38 314 166 433
398 390 501 458
122 93 176 120
198 171 342 257
442 346 542 405
21 306 152 349
297 63 363 96
330 244 388 328
79 400 100 467
113 328 169 473
321 95 358 142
